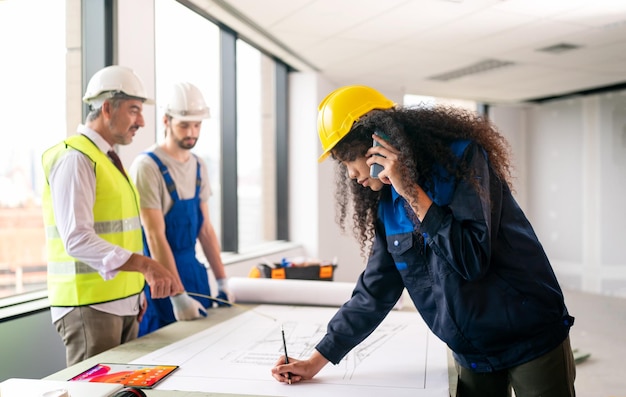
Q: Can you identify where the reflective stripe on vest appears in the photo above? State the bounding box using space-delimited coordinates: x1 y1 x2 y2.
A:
42 134 144 306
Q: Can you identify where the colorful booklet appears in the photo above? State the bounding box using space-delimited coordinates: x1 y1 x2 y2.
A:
68 363 179 389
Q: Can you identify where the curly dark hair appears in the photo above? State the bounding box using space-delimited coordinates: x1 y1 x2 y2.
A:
330 104 513 254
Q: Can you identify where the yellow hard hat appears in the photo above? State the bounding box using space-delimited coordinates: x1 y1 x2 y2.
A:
317 85 395 162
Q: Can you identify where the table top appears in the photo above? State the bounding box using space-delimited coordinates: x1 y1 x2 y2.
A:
44 303 456 396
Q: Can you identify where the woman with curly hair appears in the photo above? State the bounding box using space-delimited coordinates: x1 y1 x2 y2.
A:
272 85 575 396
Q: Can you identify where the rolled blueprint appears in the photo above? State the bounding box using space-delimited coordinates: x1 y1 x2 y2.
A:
229 277 355 307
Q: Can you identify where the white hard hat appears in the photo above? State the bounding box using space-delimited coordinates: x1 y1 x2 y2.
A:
83 65 154 107
164 82 210 121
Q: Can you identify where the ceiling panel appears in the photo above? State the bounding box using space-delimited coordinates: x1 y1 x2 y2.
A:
196 0 626 103
226 0 299 23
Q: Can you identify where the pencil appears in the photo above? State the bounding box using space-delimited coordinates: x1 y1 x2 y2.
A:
281 324 292 384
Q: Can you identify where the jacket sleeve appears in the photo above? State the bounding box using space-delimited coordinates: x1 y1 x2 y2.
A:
420 143 501 281
315 220 404 364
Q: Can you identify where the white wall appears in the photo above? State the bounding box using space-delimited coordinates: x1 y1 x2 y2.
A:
491 93 626 297
489 104 530 210
287 73 365 283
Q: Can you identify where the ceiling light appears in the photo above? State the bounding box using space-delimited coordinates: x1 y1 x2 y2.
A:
536 43 582 54
427 59 515 82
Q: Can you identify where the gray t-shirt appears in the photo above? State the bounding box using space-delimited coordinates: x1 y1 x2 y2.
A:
129 145 211 214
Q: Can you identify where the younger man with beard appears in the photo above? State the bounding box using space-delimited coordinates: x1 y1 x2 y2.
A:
130 82 230 336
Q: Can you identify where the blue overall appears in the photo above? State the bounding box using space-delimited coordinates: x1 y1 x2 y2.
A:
138 152 212 337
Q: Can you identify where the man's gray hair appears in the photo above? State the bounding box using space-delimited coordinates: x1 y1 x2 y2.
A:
86 92 141 121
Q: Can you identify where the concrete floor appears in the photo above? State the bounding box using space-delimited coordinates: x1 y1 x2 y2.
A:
563 288 626 396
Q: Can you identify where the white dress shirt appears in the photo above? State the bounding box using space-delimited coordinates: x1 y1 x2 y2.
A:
49 125 141 322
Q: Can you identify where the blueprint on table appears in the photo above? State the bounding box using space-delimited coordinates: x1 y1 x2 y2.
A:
133 304 449 397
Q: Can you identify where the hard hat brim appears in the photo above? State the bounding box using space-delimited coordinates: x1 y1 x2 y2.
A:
318 150 332 163
83 92 154 105
171 115 209 122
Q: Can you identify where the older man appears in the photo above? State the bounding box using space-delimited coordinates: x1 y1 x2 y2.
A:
42 65 182 365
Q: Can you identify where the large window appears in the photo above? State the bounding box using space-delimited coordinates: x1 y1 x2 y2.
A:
236 40 277 251
0 0 289 302
0 0 81 299
156 1 283 254
154 0 222 240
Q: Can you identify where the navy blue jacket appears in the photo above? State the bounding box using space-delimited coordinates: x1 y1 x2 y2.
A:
316 141 573 372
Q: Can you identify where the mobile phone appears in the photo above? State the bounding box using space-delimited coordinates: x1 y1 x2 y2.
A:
370 129 388 178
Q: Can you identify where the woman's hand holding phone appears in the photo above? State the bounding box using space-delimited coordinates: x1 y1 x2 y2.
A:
369 130 388 178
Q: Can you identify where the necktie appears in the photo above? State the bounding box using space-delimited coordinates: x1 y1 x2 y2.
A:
107 150 127 178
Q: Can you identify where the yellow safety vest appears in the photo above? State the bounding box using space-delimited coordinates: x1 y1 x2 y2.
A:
42 134 145 306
